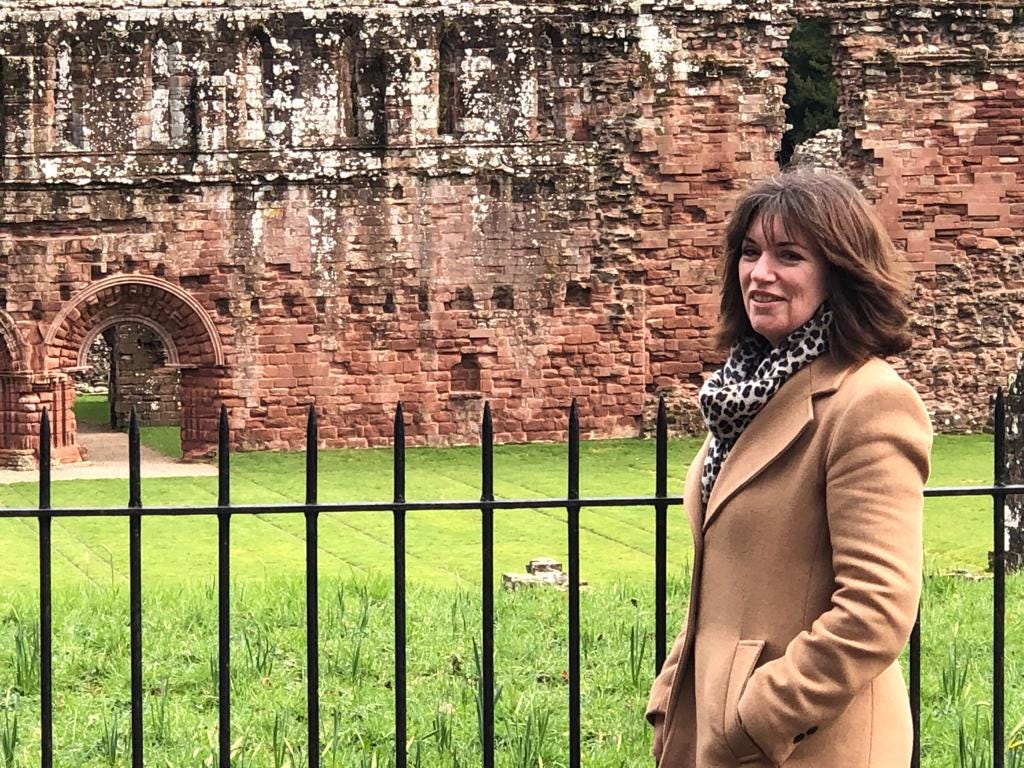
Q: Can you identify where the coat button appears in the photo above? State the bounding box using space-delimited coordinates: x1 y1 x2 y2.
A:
807 726 818 735
793 733 805 744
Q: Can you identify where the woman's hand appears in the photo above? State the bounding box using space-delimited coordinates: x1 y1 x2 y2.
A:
652 714 665 762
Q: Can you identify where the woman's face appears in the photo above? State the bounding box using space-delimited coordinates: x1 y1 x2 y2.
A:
738 214 829 347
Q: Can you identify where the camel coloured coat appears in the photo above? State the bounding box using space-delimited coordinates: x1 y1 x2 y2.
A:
647 355 932 767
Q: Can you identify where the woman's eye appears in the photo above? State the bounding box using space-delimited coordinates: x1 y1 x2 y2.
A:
740 248 760 260
780 251 803 262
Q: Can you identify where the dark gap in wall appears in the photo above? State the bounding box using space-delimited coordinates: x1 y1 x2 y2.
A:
180 274 211 287
350 292 364 313
0 289 6 310
446 286 475 310
30 300 43 320
450 353 480 392
154 263 166 277
779 20 839 167
186 76 200 167
685 205 707 223
383 291 396 313
59 285 72 301
391 183 404 200
417 289 429 312
90 265 104 280
564 281 591 307
250 297 261 315
492 285 514 310
536 25 565 138
358 53 388 144
215 298 230 316
438 26 464 136
315 296 327 314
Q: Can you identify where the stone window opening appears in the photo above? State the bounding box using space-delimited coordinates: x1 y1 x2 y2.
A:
492 285 514 310
438 26 465 136
779 20 839 168
150 39 193 148
55 39 89 149
564 281 592 307
334 35 358 140
446 286 475 311
356 52 388 144
450 353 481 394
241 30 274 144
536 25 566 138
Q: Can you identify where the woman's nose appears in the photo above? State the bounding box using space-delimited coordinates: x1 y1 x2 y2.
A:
750 253 775 282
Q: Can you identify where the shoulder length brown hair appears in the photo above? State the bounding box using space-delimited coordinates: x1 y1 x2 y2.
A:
716 170 913 362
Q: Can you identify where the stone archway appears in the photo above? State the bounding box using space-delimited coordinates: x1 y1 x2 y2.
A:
44 276 227 459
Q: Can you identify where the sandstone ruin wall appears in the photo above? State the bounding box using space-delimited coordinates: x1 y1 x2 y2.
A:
0 0 1021 463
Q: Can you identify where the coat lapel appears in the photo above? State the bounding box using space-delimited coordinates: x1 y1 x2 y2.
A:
685 435 712 548
701 354 854 533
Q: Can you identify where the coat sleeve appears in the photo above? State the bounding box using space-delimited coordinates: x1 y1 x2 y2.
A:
733 372 932 765
646 623 688 725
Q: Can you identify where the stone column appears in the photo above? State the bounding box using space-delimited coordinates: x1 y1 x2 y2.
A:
0 372 83 469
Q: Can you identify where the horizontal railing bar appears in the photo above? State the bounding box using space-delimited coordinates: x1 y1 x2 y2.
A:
0 496 687 518
923 484 1024 497
4 484 1020 519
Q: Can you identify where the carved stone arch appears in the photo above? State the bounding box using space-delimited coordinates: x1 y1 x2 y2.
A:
0 310 28 372
44 275 224 371
78 315 181 369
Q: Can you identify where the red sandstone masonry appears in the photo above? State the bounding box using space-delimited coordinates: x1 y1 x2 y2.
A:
0 1 1021 466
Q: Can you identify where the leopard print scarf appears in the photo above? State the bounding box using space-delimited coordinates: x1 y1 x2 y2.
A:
699 305 833 506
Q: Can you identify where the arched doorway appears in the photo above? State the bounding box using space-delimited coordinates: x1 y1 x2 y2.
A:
75 320 184 452
45 275 226 460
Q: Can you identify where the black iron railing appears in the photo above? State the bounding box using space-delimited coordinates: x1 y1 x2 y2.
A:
1 393 1021 768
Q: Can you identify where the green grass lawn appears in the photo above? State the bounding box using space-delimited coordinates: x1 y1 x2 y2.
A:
0 430 1002 592
74 393 182 459
0 422 1019 766
0 571 1019 767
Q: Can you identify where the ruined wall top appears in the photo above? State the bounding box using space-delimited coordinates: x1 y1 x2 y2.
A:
2 1 1019 25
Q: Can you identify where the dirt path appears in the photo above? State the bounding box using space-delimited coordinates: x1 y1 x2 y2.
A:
0 425 217 484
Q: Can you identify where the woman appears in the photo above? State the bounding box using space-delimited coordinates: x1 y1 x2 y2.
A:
647 171 932 767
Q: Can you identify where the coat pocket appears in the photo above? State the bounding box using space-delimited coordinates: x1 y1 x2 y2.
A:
724 640 766 763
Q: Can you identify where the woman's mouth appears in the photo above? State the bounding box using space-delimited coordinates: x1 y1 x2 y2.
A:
749 291 783 304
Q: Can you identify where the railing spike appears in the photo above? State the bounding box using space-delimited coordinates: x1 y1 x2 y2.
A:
306 404 318 506
39 407 51 508
129 407 141 509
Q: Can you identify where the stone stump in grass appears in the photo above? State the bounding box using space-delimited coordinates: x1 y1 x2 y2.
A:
502 558 587 590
